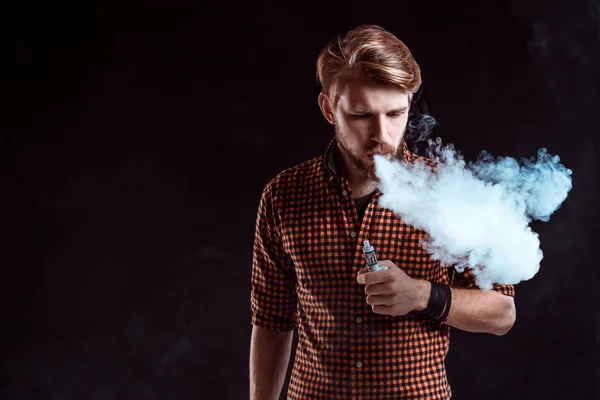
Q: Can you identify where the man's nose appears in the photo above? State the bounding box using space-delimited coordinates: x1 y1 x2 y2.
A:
372 115 388 141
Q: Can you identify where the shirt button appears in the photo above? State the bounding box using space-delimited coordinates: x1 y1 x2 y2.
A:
342 190 348 196
356 362 363 368
356 317 362 323
350 232 357 238
329 176 334 181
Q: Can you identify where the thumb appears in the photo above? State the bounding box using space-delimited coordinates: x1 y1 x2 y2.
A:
377 260 395 269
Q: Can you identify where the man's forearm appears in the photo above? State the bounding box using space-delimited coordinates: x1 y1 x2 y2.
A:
418 281 516 335
446 287 516 335
250 325 295 400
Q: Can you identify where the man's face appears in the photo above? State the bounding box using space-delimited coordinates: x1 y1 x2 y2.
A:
323 79 410 181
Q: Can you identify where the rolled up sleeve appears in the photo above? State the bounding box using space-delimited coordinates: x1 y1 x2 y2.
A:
451 267 516 297
250 182 298 331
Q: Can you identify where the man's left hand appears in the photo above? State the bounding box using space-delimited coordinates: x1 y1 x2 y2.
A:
356 260 430 316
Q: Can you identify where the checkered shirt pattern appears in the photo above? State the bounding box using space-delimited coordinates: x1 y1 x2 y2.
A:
251 138 515 399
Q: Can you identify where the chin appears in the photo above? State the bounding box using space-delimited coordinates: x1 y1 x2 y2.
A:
367 169 379 181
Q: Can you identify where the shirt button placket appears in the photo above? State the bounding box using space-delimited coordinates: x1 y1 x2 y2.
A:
354 316 364 379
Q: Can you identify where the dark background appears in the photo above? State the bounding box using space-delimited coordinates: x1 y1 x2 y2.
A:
2 0 599 399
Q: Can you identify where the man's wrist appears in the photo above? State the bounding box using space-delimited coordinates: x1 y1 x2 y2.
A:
415 280 431 311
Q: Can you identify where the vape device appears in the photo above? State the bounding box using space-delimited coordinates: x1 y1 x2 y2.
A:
362 240 387 272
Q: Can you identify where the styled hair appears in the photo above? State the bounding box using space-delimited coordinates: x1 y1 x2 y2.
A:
316 24 437 149
316 24 422 109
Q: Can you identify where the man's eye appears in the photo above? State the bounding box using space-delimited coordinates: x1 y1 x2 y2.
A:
351 113 403 118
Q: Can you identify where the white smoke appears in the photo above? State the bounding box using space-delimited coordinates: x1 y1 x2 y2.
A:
374 138 573 290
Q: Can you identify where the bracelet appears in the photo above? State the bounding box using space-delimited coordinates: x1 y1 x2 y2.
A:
421 282 452 322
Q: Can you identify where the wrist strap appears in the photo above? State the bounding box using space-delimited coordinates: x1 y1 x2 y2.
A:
421 282 452 322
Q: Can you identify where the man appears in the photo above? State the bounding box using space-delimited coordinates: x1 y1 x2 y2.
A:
249 24 516 400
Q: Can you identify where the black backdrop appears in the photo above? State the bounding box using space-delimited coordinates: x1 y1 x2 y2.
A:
3 1 598 399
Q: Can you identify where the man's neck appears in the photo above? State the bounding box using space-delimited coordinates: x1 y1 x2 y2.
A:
350 182 378 198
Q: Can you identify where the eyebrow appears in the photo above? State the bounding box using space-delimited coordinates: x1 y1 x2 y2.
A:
349 106 409 114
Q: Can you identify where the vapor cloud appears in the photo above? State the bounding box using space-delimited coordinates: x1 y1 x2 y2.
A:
374 138 573 290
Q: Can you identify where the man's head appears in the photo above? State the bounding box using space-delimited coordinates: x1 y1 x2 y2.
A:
316 25 422 181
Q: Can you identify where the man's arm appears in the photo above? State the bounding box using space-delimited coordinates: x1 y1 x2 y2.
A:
417 281 516 335
357 261 516 336
250 325 295 400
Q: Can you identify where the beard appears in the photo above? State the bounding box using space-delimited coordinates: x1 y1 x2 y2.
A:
334 124 405 182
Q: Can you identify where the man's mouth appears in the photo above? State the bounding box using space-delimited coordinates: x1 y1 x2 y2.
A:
366 152 392 157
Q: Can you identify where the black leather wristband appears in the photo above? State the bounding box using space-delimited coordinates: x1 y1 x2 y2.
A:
421 282 451 321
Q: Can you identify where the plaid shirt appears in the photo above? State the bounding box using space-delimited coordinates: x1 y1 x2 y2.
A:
251 138 515 399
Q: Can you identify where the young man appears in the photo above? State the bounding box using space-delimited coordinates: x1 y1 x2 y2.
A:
249 24 516 400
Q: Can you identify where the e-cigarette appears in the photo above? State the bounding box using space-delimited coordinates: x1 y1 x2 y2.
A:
362 240 387 272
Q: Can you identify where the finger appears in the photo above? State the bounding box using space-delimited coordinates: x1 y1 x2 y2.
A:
364 282 391 296
366 294 394 306
356 266 369 275
356 270 391 285
371 304 393 315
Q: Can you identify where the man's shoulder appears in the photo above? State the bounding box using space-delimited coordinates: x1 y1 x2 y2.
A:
407 149 438 172
263 155 324 196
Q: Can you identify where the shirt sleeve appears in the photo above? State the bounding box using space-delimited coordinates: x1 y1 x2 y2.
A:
250 182 298 331
450 267 516 297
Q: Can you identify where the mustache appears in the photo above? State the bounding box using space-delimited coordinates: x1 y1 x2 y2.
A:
364 144 396 156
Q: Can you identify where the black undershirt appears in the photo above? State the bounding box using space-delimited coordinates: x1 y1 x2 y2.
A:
353 191 377 224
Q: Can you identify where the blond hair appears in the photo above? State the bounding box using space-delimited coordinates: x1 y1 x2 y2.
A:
316 25 422 109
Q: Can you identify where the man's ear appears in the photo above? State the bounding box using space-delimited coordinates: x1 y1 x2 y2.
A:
318 92 335 125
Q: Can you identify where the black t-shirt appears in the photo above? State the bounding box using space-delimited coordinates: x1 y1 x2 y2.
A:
353 191 377 224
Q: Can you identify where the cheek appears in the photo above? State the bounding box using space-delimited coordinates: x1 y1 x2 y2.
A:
389 117 408 138
338 119 369 141
391 115 408 128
